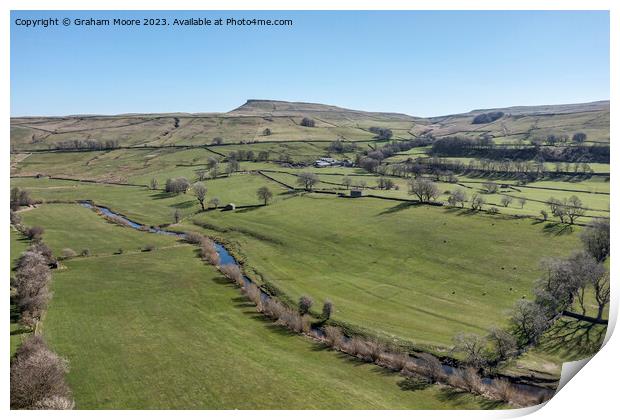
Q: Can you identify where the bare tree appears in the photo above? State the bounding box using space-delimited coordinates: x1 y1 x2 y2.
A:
580 218 610 262
518 197 527 209
10 336 73 410
470 193 485 211
500 196 513 207
26 226 45 241
487 327 517 361
510 299 549 345
482 182 498 194
263 128 272 136
592 272 610 320
212 137 223 145
408 178 439 203
297 172 319 191
565 195 585 224
208 197 221 209
149 178 159 190
447 189 468 208
173 209 182 224
192 182 208 211
452 333 490 367
342 176 353 190
256 186 273 205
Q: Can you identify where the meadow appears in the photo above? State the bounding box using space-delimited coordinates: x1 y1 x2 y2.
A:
16 207 496 409
9 99 610 409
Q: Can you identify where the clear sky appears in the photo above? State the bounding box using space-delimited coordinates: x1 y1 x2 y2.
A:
10 10 609 117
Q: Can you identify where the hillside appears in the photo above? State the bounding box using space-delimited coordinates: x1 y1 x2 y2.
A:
10 99 610 151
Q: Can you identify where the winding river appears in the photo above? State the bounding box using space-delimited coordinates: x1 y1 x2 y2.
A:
78 200 555 402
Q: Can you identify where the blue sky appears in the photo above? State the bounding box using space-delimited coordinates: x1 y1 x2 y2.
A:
11 10 609 117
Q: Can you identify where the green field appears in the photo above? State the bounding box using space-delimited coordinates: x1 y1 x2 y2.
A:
185 193 578 350
30 210 496 409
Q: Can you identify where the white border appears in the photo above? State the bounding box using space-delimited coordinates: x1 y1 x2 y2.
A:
2 2 616 420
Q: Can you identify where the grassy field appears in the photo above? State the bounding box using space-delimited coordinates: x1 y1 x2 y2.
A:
40 229 497 409
185 193 578 351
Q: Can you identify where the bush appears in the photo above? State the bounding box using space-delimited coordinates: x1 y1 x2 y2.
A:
488 206 499 215
10 336 73 410
322 300 333 320
184 232 205 244
324 325 344 348
80 249 91 257
298 296 313 315
378 352 409 372
490 378 517 403
26 226 45 241
417 353 445 382
60 248 77 259
221 264 244 286
300 117 315 127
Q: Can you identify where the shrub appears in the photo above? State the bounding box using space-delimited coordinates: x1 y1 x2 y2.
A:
417 353 445 382
346 337 372 360
26 226 45 241
184 232 205 244
460 367 484 394
10 210 22 226
488 206 499 215
322 300 333 320
298 296 313 315
300 117 315 127
491 378 517 403
80 249 91 257
243 283 263 309
61 248 77 259
324 325 344 348
262 299 286 321
10 336 73 410
378 352 409 372
220 264 244 286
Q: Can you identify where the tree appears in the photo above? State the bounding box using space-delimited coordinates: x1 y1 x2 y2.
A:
500 196 513 207
592 272 610 320
208 197 221 209
322 300 333 320
262 128 272 136
510 299 549 345
470 193 485 211
256 186 273 205
10 187 33 211
26 226 45 241
487 327 517 361
447 189 467 208
226 160 240 176
408 178 439 203
165 177 190 194
258 151 269 161
173 209 182 224
342 176 353 190
540 209 548 221
565 195 585 224
212 137 223 145
193 182 208 211
377 177 394 190
580 218 610 262
300 117 315 127
297 172 319 191
572 132 587 143
149 178 159 190
452 333 490 367
10 336 73 410
299 296 313 315
481 182 498 194
518 197 527 209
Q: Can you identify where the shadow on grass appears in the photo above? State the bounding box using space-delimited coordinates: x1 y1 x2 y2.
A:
376 202 415 216
437 388 505 410
398 376 431 392
541 222 574 236
537 318 606 359
171 200 196 209
150 191 178 200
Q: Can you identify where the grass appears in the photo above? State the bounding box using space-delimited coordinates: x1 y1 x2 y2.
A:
185 193 578 351
19 204 181 256
10 174 286 227
41 244 498 409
